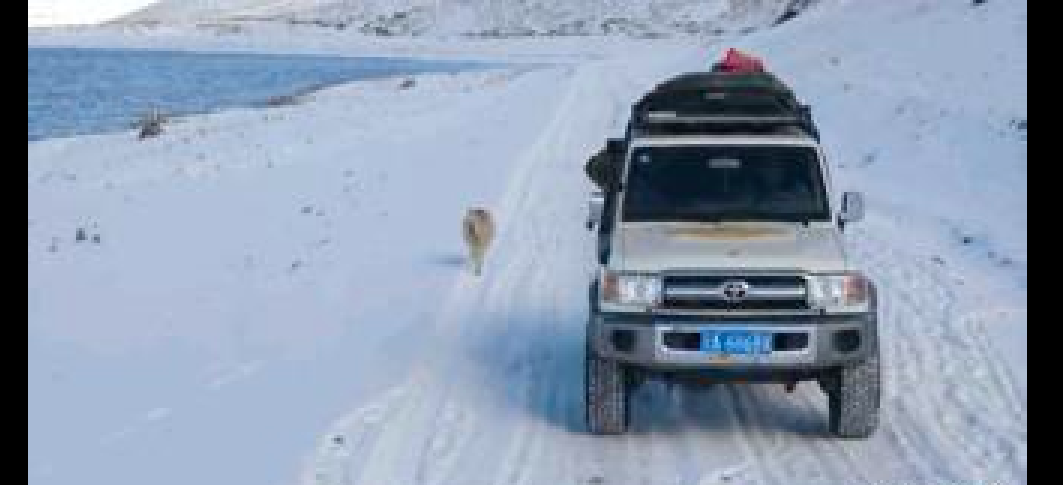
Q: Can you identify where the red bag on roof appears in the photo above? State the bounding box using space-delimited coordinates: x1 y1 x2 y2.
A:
714 48 766 73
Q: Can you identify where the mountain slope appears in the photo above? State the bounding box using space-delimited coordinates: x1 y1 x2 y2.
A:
125 0 813 36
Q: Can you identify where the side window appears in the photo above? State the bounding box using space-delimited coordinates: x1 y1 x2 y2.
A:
599 146 630 236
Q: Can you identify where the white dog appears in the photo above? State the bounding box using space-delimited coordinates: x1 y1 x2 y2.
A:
462 208 495 276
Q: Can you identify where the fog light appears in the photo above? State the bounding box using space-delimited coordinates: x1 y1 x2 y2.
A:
833 329 861 353
773 332 808 351
611 329 636 352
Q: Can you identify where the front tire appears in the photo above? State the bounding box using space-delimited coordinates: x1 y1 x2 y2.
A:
826 351 881 438
585 350 630 434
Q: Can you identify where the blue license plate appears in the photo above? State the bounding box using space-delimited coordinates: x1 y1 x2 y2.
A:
701 331 772 354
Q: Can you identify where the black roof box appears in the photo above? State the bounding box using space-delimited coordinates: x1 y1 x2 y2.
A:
643 71 795 94
628 71 819 139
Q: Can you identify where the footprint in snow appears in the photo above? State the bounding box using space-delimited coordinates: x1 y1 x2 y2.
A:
860 153 877 167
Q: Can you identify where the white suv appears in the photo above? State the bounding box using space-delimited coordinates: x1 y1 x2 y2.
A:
585 126 880 438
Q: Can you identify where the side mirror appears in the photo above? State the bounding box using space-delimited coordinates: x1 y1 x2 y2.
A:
605 138 626 155
838 191 865 229
587 191 605 231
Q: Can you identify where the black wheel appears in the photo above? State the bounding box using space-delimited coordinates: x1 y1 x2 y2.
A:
827 351 881 438
585 349 631 434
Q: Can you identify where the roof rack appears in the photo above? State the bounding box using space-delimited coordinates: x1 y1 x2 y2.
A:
642 111 803 124
629 122 814 139
627 71 819 140
629 109 817 139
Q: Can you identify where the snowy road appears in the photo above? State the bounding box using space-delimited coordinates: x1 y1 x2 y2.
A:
301 60 1026 485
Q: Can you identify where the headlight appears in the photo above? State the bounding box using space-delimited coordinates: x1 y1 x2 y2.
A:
602 271 662 307
807 273 869 311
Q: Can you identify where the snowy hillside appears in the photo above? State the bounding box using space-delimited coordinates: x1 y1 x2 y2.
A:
29 0 1025 484
125 0 814 37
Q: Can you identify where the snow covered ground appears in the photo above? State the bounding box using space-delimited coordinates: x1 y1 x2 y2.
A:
28 0 1026 484
121 0 800 37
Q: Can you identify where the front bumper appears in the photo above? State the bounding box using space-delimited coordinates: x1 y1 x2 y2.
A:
589 311 875 371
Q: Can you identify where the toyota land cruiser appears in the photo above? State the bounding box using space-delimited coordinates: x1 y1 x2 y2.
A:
585 71 880 438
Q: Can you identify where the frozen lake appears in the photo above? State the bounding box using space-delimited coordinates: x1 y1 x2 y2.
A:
28 47 485 141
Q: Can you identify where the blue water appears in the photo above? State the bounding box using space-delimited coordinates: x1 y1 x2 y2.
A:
28 47 487 141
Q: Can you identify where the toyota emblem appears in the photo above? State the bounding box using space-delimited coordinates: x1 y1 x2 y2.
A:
721 280 750 302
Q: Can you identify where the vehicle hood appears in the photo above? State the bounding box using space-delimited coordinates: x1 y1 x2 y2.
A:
614 221 849 273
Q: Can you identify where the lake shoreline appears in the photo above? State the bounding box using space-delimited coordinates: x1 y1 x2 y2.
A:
28 46 492 142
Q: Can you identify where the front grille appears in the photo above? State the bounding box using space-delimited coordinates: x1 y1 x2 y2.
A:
665 274 804 287
664 299 809 311
662 274 809 311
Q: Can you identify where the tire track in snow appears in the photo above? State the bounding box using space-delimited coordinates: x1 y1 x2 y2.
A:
723 386 789 485
303 64 592 485
788 388 878 485
847 223 1026 485
480 62 621 485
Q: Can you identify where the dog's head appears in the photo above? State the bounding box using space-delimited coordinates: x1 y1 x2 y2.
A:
466 208 491 219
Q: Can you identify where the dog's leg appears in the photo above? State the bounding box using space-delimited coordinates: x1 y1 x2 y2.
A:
466 247 476 275
472 248 483 276
463 219 475 276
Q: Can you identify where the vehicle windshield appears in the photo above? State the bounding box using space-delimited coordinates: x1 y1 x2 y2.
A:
621 145 829 222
